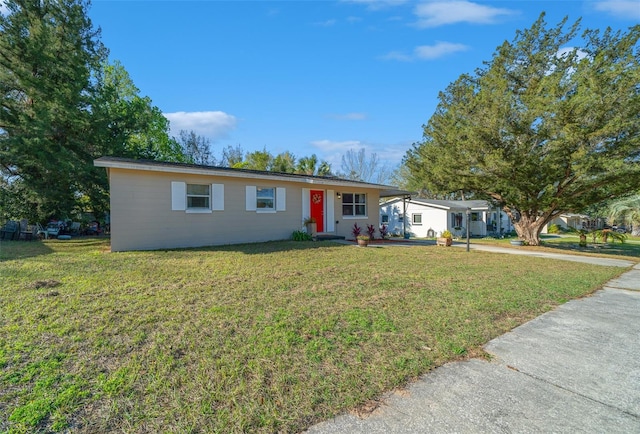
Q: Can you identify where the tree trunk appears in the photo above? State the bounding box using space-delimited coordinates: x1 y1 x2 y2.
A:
512 213 546 246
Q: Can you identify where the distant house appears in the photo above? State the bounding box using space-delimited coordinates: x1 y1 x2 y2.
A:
379 198 512 238
543 213 603 233
94 157 408 251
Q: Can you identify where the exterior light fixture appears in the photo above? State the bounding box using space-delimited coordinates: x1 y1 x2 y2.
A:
337 192 341 199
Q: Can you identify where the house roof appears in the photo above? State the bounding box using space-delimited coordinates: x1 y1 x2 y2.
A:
94 157 412 197
381 197 492 211
559 213 590 219
412 199 491 211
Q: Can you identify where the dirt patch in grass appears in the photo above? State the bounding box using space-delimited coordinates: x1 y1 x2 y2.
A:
29 279 61 289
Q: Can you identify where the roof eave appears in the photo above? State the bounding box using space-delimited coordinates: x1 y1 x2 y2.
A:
94 157 399 191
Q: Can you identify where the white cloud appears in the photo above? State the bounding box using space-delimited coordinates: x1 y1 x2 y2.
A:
314 19 337 27
311 139 363 153
593 1 640 20
415 42 469 59
557 47 587 61
327 112 368 121
341 0 408 10
381 41 469 61
380 51 412 61
414 1 515 28
164 111 237 141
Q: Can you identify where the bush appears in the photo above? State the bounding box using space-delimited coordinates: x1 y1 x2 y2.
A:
441 230 452 239
547 223 561 234
291 230 312 241
379 224 389 239
351 223 362 239
366 224 376 240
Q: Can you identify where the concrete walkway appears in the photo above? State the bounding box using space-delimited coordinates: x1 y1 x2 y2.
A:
307 247 640 433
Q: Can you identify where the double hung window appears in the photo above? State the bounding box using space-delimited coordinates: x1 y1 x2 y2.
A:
342 193 366 217
187 184 210 209
256 187 275 210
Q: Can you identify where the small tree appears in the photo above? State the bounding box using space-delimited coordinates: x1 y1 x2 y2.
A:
607 195 640 236
177 130 214 166
340 148 392 184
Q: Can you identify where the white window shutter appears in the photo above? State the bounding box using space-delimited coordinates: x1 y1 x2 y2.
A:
276 188 286 211
246 186 257 211
212 183 224 211
302 189 310 221
171 181 186 211
326 189 335 232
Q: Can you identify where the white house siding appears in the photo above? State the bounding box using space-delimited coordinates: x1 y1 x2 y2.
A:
102 164 389 251
381 199 513 239
409 205 446 238
380 200 449 238
379 200 406 236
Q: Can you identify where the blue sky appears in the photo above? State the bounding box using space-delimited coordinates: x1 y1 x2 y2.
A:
88 1 639 171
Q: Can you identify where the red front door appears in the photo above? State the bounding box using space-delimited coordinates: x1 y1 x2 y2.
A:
310 190 324 232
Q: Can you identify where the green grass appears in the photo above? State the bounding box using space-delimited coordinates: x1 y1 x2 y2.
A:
472 233 640 260
0 238 627 433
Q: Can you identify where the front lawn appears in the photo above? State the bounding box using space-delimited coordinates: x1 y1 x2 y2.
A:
471 234 640 260
0 238 626 433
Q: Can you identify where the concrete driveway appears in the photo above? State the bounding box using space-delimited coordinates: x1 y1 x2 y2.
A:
308 248 640 433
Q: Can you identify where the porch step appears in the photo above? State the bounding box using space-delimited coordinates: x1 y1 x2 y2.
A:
315 234 345 241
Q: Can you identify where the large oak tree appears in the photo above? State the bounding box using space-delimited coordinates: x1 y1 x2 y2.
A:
0 1 183 223
404 14 639 245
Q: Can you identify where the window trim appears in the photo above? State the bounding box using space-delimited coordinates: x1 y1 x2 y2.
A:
412 213 422 225
246 186 286 213
256 187 275 211
171 181 224 213
341 192 367 218
186 183 211 211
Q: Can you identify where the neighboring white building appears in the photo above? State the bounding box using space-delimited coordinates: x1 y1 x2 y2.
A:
542 213 603 233
379 198 512 238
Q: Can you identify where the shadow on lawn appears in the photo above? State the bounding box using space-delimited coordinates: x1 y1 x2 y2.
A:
540 240 640 258
0 239 54 262
0 236 109 262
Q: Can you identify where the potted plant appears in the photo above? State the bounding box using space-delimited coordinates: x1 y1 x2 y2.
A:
356 234 370 247
304 216 317 238
437 230 453 246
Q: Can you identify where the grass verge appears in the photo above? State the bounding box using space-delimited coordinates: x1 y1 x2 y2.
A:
0 238 627 433
471 234 640 261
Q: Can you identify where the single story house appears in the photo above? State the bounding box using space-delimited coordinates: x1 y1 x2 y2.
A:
380 198 512 238
94 157 408 251
542 213 603 233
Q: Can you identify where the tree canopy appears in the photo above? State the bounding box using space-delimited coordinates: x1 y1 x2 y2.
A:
607 194 640 236
0 0 182 222
404 14 640 245
0 0 106 221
